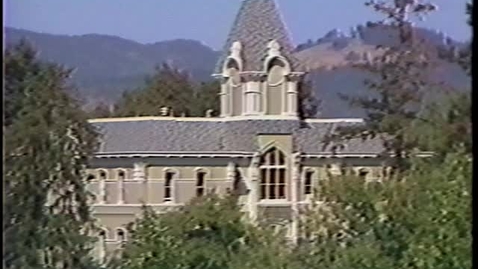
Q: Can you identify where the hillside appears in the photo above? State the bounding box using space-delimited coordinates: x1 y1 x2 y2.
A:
4 27 220 106
4 26 469 117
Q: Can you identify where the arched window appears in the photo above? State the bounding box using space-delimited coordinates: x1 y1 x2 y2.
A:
87 174 96 181
304 170 314 195
117 170 126 180
267 58 286 86
357 168 369 179
117 170 126 204
99 170 108 180
196 170 207 197
97 228 108 263
164 171 175 202
116 228 127 244
260 148 286 200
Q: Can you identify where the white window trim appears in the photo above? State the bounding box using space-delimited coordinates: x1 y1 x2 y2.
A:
115 227 128 242
163 168 179 203
259 148 288 200
194 168 209 196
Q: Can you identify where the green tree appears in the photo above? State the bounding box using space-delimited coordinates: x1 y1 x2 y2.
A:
298 78 320 119
192 80 221 117
324 0 439 175
114 63 195 117
4 40 100 269
88 102 113 118
115 193 296 269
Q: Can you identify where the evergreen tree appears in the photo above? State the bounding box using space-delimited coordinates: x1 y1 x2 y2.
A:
324 0 439 174
4 40 100 269
114 63 195 117
192 80 220 117
89 102 113 118
298 78 320 119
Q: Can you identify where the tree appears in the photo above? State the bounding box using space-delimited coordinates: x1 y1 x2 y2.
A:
4 40 100 269
192 80 221 117
300 144 471 269
323 0 439 174
298 78 320 119
88 102 113 118
114 63 195 117
114 193 295 269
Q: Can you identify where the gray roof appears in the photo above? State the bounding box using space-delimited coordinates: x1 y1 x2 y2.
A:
92 119 383 155
214 0 301 73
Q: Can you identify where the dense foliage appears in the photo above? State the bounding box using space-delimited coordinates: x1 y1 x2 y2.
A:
4 40 101 269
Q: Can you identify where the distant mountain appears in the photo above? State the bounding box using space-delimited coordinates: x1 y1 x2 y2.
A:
4 27 220 106
4 25 469 117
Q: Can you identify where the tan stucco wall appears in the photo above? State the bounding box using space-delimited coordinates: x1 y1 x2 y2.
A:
266 83 282 115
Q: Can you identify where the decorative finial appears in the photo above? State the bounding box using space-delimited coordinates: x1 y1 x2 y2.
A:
267 40 281 58
230 41 242 59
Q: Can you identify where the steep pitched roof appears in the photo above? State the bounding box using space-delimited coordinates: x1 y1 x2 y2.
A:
91 119 383 155
214 0 301 73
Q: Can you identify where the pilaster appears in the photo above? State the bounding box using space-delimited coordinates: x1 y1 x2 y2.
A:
133 162 148 203
247 152 261 222
290 152 301 244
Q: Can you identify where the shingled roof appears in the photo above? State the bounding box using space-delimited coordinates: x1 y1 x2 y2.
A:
91 119 383 155
214 0 301 74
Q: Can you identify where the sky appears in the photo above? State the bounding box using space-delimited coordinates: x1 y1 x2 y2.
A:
4 0 471 50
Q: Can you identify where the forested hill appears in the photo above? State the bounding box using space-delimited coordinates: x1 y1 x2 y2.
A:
5 26 469 117
4 27 220 106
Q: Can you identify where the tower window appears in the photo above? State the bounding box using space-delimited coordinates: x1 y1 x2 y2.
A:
99 170 107 180
118 170 125 180
260 148 287 200
304 171 314 195
196 171 206 197
116 228 126 243
358 169 369 179
164 172 175 202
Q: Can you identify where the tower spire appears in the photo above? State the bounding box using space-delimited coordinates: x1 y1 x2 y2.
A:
214 0 299 74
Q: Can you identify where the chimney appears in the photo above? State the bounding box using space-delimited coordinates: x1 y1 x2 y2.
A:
205 109 214 118
160 107 169 116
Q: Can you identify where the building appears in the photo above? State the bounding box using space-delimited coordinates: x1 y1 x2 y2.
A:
86 0 387 261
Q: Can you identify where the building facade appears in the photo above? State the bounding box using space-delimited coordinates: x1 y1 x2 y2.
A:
86 0 387 261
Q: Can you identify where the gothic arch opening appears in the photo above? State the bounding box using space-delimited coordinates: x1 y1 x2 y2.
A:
259 147 287 200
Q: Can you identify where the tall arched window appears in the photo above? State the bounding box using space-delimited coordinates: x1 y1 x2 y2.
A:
260 148 286 200
266 58 286 115
304 170 314 195
116 228 127 248
196 170 207 197
117 170 125 204
164 171 175 202
97 228 108 264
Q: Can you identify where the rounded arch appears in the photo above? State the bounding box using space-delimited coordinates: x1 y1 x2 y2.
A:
194 167 211 178
97 169 109 180
115 227 127 242
223 56 242 74
163 167 180 178
86 173 96 181
98 227 109 239
116 169 127 180
263 56 291 76
259 146 286 166
355 167 370 179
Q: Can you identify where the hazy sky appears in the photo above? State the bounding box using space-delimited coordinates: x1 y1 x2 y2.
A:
4 0 471 50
